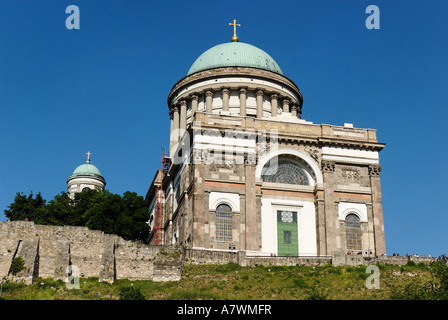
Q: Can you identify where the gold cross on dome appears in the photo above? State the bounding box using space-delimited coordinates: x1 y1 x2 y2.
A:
229 19 241 42
86 151 91 160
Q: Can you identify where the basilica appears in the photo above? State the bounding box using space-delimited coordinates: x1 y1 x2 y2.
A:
145 22 386 258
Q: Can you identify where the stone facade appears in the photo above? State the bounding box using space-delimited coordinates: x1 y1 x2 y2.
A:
147 110 387 258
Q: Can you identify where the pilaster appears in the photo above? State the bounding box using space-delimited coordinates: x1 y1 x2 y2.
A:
321 160 339 254
192 152 206 249
244 154 260 251
314 187 326 256
368 164 386 255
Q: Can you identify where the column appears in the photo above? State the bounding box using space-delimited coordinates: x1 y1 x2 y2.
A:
239 87 247 116
256 89 263 118
169 109 175 151
270 93 278 117
179 100 187 135
170 106 180 156
291 104 297 117
173 106 179 137
205 90 213 114
282 98 290 113
180 99 187 132
191 94 198 115
222 88 230 112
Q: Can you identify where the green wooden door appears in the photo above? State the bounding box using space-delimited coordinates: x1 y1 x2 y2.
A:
277 210 298 256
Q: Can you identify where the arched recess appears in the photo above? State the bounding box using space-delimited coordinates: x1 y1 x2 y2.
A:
208 192 240 212
340 207 368 223
256 148 323 186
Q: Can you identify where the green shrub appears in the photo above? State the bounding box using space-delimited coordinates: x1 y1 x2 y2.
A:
119 286 145 300
10 257 25 276
406 260 416 267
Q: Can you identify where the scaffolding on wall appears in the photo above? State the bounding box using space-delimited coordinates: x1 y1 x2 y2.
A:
153 149 170 245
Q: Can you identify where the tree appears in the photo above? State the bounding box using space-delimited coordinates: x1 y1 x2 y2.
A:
83 190 123 236
38 192 73 226
119 191 150 242
83 190 150 243
4 192 46 222
3 189 150 243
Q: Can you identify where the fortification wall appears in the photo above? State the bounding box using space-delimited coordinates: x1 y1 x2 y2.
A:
0 221 167 283
0 221 436 284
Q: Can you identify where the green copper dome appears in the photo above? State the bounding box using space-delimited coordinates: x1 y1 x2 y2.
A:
187 42 283 75
68 160 103 180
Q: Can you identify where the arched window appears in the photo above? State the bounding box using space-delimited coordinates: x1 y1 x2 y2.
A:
345 214 362 251
261 158 310 185
216 204 232 242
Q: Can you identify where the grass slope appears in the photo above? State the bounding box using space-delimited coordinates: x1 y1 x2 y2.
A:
0 262 432 300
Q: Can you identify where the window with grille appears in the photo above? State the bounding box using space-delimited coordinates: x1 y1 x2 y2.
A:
261 158 310 185
216 204 232 242
345 214 362 251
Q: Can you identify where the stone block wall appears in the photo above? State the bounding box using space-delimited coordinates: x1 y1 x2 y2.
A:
0 221 174 283
0 221 436 285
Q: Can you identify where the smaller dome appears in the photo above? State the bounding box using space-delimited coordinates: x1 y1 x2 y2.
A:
67 153 105 181
70 163 102 178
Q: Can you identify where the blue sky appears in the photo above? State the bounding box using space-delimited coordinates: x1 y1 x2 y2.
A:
0 0 447 257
